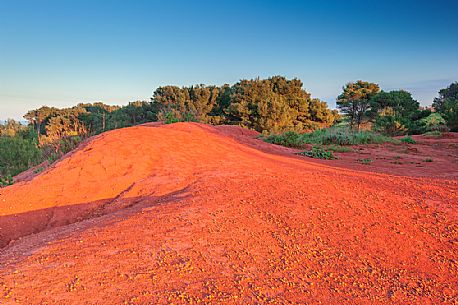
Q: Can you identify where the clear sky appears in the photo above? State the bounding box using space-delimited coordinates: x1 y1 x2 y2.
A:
1 0 457 120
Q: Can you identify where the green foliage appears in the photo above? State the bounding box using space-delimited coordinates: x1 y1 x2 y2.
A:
41 136 83 163
262 131 303 147
0 136 43 178
0 119 27 137
369 90 420 118
264 127 396 148
298 146 336 160
432 82 458 131
337 80 380 130
358 158 372 165
0 175 14 188
301 128 396 145
33 167 45 174
422 130 442 137
164 111 180 124
163 111 197 124
400 136 416 144
419 113 448 132
372 115 408 136
232 76 339 133
23 102 156 143
317 144 352 152
369 90 422 135
153 76 339 133
153 85 221 124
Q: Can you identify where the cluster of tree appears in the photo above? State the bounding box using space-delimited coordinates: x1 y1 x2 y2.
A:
336 80 454 134
17 76 337 147
0 121 42 182
0 119 27 137
3 77 456 185
153 76 339 133
23 101 156 144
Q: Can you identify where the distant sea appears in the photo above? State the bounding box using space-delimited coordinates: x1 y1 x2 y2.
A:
0 120 28 125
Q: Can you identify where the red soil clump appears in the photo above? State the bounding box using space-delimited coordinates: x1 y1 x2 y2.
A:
0 123 457 304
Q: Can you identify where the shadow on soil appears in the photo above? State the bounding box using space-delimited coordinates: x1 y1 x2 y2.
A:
0 186 192 266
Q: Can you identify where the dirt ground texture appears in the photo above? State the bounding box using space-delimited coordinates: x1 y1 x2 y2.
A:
0 123 457 304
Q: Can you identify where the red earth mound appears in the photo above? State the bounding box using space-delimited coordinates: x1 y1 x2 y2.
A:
0 123 457 304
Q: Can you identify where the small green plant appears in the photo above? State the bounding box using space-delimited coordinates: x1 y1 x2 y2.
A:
298 146 336 160
317 144 352 153
263 131 303 148
358 158 372 165
183 112 197 122
0 175 14 188
422 130 442 137
33 167 45 174
164 111 180 124
423 158 433 162
400 136 416 144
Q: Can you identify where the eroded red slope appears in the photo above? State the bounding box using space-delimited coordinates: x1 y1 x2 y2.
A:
0 123 457 304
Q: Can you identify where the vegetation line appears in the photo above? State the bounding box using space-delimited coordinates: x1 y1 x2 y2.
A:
0 78 456 186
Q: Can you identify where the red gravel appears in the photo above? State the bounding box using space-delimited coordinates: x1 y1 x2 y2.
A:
0 123 456 304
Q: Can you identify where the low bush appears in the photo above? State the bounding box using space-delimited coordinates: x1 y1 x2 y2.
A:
41 136 83 163
264 127 397 148
358 158 372 165
0 137 43 179
420 113 448 133
317 144 352 153
422 130 442 137
297 146 336 160
0 175 14 188
400 136 416 144
164 111 180 124
263 131 303 147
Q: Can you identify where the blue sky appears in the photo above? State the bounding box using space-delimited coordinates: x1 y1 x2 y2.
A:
1 0 457 120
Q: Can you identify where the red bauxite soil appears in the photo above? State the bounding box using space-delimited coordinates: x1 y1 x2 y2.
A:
0 123 457 304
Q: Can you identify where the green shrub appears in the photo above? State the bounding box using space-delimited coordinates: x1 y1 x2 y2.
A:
264 127 396 148
263 131 303 147
422 130 442 137
0 175 14 188
302 128 396 145
420 113 448 132
0 137 43 178
358 158 372 165
164 111 180 124
297 146 336 160
317 144 352 152
373 115 408 136
423 158 433 162
400 136 416 144
41 136 83 163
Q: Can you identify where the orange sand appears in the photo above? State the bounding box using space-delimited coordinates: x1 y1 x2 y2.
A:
0 123 456 304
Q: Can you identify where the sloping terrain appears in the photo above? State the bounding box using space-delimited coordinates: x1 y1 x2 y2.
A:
0 123 457 304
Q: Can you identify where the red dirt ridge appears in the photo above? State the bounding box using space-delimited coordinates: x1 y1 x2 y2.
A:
0 123 457 304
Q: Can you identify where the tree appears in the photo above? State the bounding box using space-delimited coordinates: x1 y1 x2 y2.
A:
78 102 120 134
433 82 458 131
24 106 59 139
0 119 25 137
337 80 380 131
369 90 420 135
227 76 338 133
152 85 192 121
309 99 340 126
